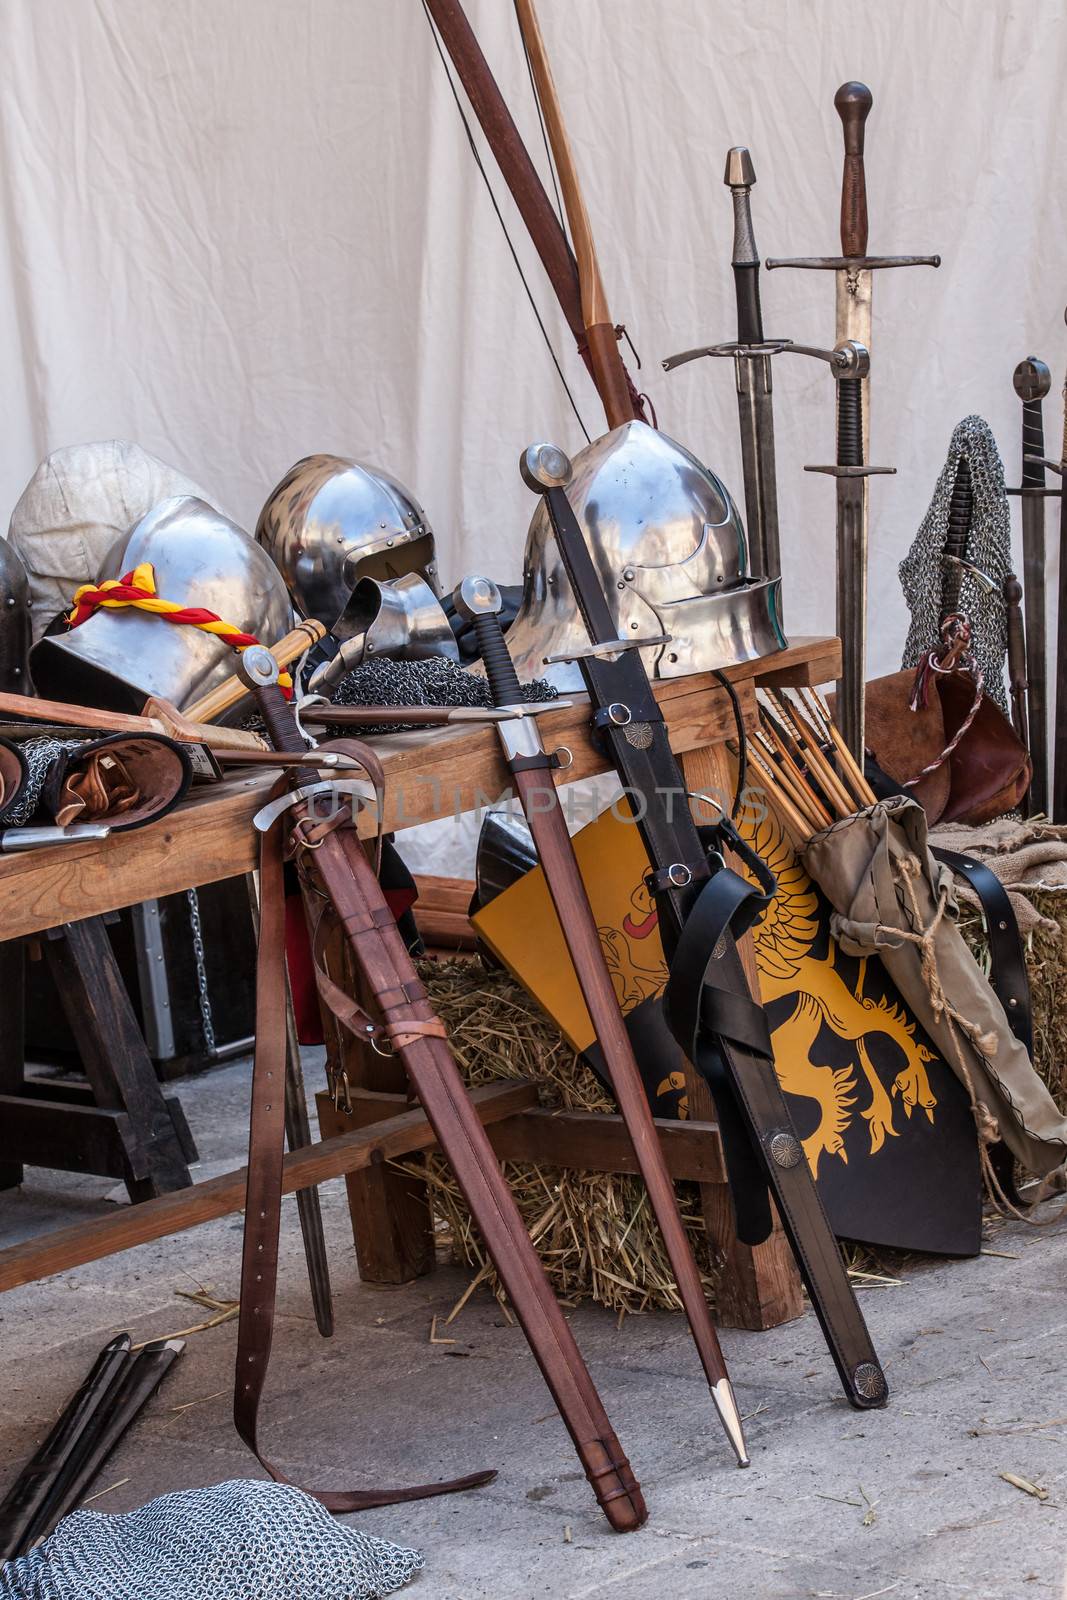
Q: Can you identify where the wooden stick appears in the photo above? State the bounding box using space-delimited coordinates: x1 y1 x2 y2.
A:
0 1081 537 1293
184 621 326 725
512 0 638 429
140 699 269 755
0 690 163 736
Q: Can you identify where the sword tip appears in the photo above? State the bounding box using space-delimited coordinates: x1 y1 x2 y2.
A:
711 1377 750 1467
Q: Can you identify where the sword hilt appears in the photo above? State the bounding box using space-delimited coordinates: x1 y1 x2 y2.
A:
1014 358 1051 490
237 646 306 755
452 576 523 707
940 457 974 619
724 147 763 344
835 82 872 258
837 377 864 469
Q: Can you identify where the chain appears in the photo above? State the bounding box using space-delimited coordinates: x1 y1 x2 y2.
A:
186 886 217 1056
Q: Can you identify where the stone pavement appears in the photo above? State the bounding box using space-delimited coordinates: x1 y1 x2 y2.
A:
1 1053 1065 1600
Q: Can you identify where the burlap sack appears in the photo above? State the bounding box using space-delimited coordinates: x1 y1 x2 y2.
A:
801 794 1067 1179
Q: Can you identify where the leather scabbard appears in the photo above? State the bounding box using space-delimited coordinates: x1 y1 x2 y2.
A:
234 809 496 1510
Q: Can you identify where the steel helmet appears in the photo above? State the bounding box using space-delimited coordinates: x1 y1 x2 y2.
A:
31 497 293 715
255 454 440 629
504 421 785 691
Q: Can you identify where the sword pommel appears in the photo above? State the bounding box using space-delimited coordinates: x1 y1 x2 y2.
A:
835 81 873 258
724 146 763 334
237 644 280 690
453 576 523 706
723 146 755 189
520 443 572 492
1013 357 1051 404
452 575 503 620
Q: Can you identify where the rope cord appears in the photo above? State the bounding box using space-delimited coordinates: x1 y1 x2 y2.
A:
66 562 293 698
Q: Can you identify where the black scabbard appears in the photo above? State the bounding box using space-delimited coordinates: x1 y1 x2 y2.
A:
530 467 888 1411
0 1333 133 1559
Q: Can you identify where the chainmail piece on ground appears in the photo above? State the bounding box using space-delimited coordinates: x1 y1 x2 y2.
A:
324 655 557 735
0 1479 424 1600
0 737 82 828
898 414 1011 712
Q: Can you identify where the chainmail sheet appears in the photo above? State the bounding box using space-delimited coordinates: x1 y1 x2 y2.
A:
898 414 1010 712
0 737 81 828
0 1479 423 1600
325 655 557 734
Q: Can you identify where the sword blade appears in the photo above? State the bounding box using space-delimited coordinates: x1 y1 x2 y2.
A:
834 475 868 760
1021 494 1049 812
735 353 781 581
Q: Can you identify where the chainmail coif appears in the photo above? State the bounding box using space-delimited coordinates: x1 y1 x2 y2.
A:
898 414 1010 712
0 1479 423 1600
0 737 80 828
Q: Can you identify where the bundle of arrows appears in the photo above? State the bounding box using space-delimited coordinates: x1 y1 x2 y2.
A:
741 686 878 842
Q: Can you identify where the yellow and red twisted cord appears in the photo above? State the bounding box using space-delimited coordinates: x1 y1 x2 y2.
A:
66 562 293 698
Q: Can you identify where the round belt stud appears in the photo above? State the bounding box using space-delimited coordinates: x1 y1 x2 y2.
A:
767 1130 803 1169
852 1361 889 1404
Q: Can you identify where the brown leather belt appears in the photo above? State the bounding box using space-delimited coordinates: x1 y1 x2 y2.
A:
234 734 645 1530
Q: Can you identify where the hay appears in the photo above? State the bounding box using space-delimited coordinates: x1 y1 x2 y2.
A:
398 958 718 1318
404 902 1067 1319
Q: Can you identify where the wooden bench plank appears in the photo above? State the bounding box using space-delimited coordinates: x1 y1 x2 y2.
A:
0 1081 536 1292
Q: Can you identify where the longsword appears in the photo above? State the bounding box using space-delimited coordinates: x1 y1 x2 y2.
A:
454 574 748 1469
768 82 939 761
1053 329 1067 823
723 148 779 581
1006 357 1054 814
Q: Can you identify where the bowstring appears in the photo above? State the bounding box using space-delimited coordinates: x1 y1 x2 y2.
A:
511 0 567 240
420 0 591 444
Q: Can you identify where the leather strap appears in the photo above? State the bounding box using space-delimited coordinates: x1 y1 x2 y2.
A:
930 846 1033 1055
665 862 776 1245
233 807 495 1510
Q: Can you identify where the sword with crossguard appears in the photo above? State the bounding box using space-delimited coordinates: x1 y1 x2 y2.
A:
518 439 889 1415
722 147 780 581
454 574 748 1468
1006 356 1056 815
768 82 939 761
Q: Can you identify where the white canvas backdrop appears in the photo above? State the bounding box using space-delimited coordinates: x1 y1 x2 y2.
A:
0 0 1063 865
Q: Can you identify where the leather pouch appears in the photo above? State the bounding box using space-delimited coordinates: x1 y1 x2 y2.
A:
42 734 192 831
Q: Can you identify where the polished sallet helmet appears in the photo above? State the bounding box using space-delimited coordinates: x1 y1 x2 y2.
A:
31 497 293 715
504 421 786 691
255 454 440 629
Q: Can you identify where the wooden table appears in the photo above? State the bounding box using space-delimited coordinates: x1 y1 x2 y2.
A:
0 636 840 1328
